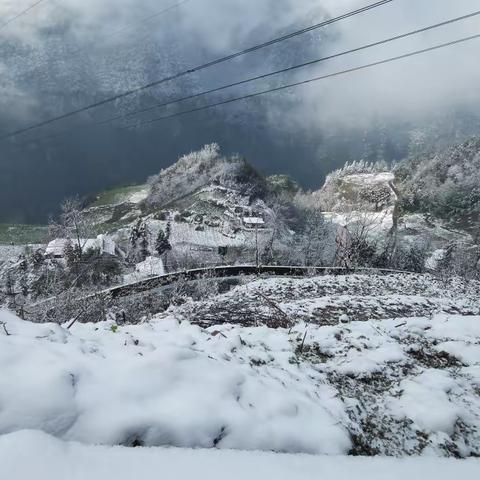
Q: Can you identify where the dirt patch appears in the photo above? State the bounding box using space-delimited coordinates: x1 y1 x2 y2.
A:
406 346 464 369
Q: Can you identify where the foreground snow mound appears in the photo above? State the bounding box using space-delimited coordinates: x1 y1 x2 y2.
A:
2 430 480 480
0 309 350 454
0 308 479 456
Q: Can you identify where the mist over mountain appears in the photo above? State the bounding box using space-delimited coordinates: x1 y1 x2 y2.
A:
1 0 480 223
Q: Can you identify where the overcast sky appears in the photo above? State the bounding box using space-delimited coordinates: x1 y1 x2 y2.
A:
1 0 479 221
1 0 479 127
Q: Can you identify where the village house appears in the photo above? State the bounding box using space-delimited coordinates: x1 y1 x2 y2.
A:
242 216 265 229
45 234 117 259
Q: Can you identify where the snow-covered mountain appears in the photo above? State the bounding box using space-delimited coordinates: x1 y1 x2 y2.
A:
81 143 295 271
2 138 480 319
396 136 480 230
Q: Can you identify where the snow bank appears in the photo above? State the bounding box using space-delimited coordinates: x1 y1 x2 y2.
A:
1 306 479 457
127 187 149 204
0 309 350 454
2 430 480 480
323 210 394 232
389 370 462 434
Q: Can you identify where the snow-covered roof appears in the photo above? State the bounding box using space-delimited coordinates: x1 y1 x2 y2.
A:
135 256 165 276
45 235 116 257
45 239 70 257
243 217 265 225
147 219 270 249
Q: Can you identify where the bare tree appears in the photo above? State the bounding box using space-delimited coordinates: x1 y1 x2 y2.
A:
291 193 336 267
49 197 94 256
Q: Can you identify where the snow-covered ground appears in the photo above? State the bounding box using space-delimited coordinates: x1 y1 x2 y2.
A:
323 208 394 233
147 218 271 249
342 172 395 186
2 430 479 480
1 288 479 458
398 213 473 248
0 245 24 263
127 187 149 204
179 273 480 326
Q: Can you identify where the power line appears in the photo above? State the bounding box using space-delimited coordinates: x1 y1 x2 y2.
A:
131 34 480 128
98 10 480 126
0 0 48 31
0 0 394 141
21 30 480 148
22 9 480 142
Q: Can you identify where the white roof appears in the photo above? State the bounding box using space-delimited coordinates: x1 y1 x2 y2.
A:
46 235 116 256
45 239 70 256
243 217 265 225
135 256 165 276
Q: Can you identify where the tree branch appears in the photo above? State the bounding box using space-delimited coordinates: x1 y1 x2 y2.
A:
1 322 11 336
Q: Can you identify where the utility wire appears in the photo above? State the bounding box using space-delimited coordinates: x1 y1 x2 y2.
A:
0 0 394 141
132 34 480 128
0 0 48 31
98 10 480 126
21 31 480 147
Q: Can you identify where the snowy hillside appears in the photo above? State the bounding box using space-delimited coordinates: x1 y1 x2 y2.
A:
396 136 480 226
1 272 479 458
177 273 480 327
316 164 396 213
78 144 290 269
30 141 479 282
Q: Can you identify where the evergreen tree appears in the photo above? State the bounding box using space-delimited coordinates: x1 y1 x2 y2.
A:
19 270 29 298
128 219 145 263
155 228 172 256
31 249 45 269
138 222 150 261
129 219 142 248
4 272 17 310
63 239 76 268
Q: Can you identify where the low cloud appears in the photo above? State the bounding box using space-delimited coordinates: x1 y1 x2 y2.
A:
1 0 479 131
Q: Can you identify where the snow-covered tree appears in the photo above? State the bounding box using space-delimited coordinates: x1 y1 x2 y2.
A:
49 197 93 255
155 228 172 257
128 219 150 263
